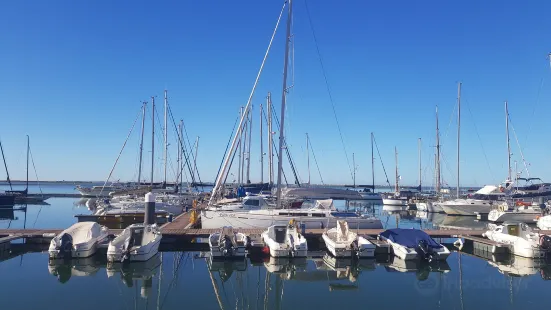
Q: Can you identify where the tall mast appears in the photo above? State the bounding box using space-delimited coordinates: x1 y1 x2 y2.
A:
194 136 200 181
176 121 181 190
352 152 356 188
163 90 168 186
395 147 399 193
371 132 375 192
456 82 462 199
246 106 253 184
179 121 184 190
435 106 441 193
0 140 12 190
505 101 512 181
25 135 29 192
238 107 243 185
267 93 273 185
137 101 146 184
418 138 422 192
275 0 293 208
260 103 264 184
241 110 248 185
306 133 310 185
151 96 155 186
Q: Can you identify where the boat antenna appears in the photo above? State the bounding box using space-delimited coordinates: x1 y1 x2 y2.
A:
275 0 293 209
0 139 12 190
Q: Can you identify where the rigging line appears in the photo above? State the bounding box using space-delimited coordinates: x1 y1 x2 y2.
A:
464 99 495 182
372 134 392 191
262 105 290 186
215 116 239 184
507 115 531 177
524 77 545 148
269 101 301 185
304 0 353 182
159 253 190 310
28 147 43 195
166 105 198 186
307 136 325 185
98 108 141 197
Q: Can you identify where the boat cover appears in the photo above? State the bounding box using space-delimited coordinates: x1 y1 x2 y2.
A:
379 228 442 249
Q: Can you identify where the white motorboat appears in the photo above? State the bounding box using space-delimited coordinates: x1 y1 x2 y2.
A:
382 192 408 206
262 221 308 257
201 199 383 229
209 226 249 258
107 223 162 262
378 228 450 261
48 222 109 259
537 215 551 230
416 201 444 213
322 220 375 258
483 222 551 258
438 198 496 216
488 201 543 223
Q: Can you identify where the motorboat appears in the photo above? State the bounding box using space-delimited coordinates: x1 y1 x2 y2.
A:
322 220 375 258
416 200 444 213
48 222 109 259
201 199 383 229
209 226 249 258
438 198 496 216
262 221 308 257
107 223 162 262
488 201 544 223
378 228 450 261
537 214 551 230
483 222 551 258
358 188 381 201
384 256 451 279
76 184 130 197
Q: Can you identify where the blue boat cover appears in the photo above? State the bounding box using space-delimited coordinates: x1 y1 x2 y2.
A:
379 228 442 249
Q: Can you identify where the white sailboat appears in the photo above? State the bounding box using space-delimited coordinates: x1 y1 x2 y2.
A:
48 222 109 259
382 147 408 206
107 223 162 262
322 220 375 258
262 221 308 257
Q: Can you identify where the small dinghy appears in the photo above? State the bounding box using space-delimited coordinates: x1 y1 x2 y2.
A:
49 222 109 259
107 223 162 262
209 226 249 259
483 222 551 258
378 228 450 261
322 220 375 258
262 221 308 257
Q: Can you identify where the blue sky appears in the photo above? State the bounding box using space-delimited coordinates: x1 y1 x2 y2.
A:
1 0 551 187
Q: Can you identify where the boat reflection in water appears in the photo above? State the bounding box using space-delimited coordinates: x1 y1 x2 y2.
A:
207 255 247 282
383 255 451 280
48 253 162 298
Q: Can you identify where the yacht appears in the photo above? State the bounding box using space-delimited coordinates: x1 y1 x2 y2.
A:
483 222 551 258
76 184 130 197
488 201 544 223
201 199 383 229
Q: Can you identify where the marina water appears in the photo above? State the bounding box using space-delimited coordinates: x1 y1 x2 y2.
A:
1 184 551 309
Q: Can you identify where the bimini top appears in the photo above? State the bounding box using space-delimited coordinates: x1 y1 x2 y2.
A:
379 228 442 249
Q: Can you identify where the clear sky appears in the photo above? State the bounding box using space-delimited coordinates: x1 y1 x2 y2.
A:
1 0 551 187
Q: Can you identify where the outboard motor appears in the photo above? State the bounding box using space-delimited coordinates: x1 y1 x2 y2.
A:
221 235 233 256
59 233 73 258
417 239 435 262
540 235 551 251
121 235 135 263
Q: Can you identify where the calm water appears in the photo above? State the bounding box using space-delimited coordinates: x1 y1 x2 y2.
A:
1 184 551 309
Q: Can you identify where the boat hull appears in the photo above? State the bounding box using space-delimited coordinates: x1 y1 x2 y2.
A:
201 211 383 229
322 233 353 258
440 203 493 216
210 246 247 258
382 198 408 206
488 210 541 223
416 202 444 213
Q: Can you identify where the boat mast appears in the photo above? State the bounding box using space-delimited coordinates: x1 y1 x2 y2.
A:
371 132 375 192
456 82 462 199
25 135 29 192
275 0 293 208
238 107 243 185
306 133 310 185
418 138 421 192
505 101 512 181
394 147 399 193
246 106 253 184
194 136 200 182
180 120 185 190
267 93 273 186
137 101 146 184
260 103 264 184
0 140 12 190
151 96 155 186
435 106 441 194
163 90 168 186
241 109 248 185
352 152 356 188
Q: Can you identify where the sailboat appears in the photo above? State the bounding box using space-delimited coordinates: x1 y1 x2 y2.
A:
382 147 408 206
0 139 16 207
202 0 382 230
